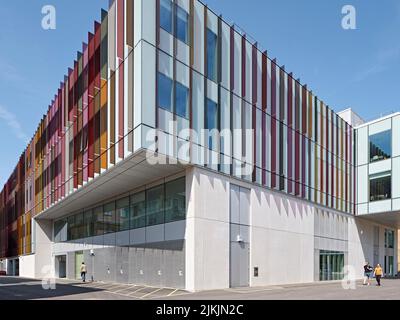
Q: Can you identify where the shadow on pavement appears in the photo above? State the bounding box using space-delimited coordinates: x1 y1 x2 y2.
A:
0 277 104 300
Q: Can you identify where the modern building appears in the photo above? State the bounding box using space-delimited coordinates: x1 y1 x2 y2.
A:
0 0 398 292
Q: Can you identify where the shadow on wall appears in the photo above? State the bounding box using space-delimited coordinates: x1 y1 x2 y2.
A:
355 219 375 269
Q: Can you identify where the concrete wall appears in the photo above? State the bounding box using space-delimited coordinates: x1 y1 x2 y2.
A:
62 242 185 288
19 255 36 278
185 167 230 291
186 166 389 291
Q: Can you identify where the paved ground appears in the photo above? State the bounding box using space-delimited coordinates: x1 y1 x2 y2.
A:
0 276 399 300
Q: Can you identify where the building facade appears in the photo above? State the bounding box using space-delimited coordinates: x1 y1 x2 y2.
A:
0 0 398 291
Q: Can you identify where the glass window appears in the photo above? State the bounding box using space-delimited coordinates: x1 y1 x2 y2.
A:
103 202 117 234
67 215 75 241
75 212 84 240
175 81 189 119
206 98 219 149
116 197 130 232
385 229 395 249
93 206 104 236
54 219 66 243
165 178 186 223
370 174 391 202
146 185 165 226
160 0 173 33
175 5 189 44
158 73 173 113
206 28 218 82
370 130 391 163
130 191 146 229
319 250 344 281
84 210 94 238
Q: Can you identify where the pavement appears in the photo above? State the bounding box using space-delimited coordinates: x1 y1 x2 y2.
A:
0 276 399 300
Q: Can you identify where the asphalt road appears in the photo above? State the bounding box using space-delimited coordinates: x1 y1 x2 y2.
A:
0 276 399 300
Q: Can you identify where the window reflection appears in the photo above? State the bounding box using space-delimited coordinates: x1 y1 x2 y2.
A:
319 250 344 281
175 6 189 44
146 185 165 226
370 174 391 202
160 0 173 33
206 28 218 82
175 81 189 119
54 178 186 242
158 73 173 113
369 130 391 163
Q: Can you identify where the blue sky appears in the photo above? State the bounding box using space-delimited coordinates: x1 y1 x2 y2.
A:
1 0 400 186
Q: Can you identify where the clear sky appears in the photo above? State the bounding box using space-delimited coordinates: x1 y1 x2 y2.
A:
1 0 400 186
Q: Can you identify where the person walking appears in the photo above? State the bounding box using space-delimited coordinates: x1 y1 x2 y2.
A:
374 264 383 286
80 262 87 283
363 262 373 286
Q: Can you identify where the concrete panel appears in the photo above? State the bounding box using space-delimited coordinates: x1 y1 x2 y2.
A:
165 221 186 241
103 248 117 283
103 233 116 247
146 225 165 243
369 200 391 214
67 252 75 280
116 247 129 283
130 227 146 245
116 230 130 247
369 159 391 175
92 235 104 246
230 185 240 224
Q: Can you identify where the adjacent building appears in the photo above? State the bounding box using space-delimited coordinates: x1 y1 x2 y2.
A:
0 0 398 291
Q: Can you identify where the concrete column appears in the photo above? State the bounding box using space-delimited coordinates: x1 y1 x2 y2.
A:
33 219 54 279
185 167 230 292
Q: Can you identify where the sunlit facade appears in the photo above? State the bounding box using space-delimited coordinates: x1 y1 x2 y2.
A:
0 0 397 291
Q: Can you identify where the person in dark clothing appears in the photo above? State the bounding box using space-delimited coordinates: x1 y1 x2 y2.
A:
363 262 373 286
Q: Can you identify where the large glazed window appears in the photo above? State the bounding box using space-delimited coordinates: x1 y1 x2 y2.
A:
175 5 189 44
165 178 186 223
385 229 395 249
175 81 189 119
158 72 173 113
206 98 219 150
319 251 344 281
84 210 93 238
75 213 85 240
206 28 218 82
93 206 104 236
104 202 117 234
130 192 146 229
369 130 391 163
116 197 130 232
160 0 173 33
146 185 165 226
370 174 391 202
54 179 186 243
67 215 75 241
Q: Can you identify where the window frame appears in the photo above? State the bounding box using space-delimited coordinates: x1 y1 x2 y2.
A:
175 81 189 119
206 28 218 82
175 4 189 45
160 0 173 34
157 72 174 113
369 129 392 163
369 173 392 203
